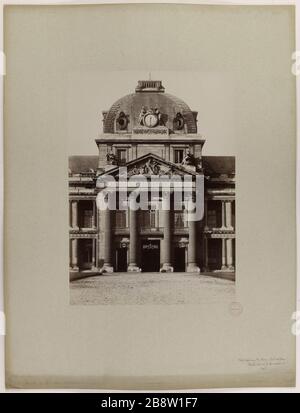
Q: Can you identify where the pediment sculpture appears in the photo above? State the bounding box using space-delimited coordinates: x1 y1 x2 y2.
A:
126 159 183 178
181 150 196 166
106 150 118 165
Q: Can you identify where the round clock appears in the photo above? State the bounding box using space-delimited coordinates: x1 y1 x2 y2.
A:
143 113 158 128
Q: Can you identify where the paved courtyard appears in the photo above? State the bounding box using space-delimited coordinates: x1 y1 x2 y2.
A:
70 272 235 305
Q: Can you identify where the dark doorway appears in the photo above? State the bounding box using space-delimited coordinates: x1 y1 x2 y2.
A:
141 240 160 272
208 239 222 270
116 248 127 272
174 247 186 272
78 239 93 270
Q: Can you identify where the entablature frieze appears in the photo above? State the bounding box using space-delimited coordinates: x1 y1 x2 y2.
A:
69 233 98 239
204 230 235 239
69 195 97 201
205 195 235 201
95 135 205 145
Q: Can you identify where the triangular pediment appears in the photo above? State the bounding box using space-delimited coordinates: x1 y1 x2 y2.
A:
100 153 198 179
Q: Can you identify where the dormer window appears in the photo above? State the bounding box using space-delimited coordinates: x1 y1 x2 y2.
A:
173 113 184 131
116 111 129 131
116 148 127 165
174 149 184 164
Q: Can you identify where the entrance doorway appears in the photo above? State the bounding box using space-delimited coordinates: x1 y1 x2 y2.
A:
174 247 186 272
78 239 93 270
116 248 127 272
208 239 222 270
141 240 160 272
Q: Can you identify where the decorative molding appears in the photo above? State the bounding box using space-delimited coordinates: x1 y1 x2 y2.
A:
69 233 98 239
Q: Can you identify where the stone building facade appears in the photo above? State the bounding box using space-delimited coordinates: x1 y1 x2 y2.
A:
69 80 235 276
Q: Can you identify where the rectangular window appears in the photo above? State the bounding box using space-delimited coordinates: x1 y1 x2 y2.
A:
150 210 156 228
116 149 127 165
174 149 184 164
115 210 127 228
141 209 156 228
83 209 93 228
207 210 217 228
174 212 185 228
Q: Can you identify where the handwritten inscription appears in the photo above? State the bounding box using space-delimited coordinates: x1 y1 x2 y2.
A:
238 357 286 370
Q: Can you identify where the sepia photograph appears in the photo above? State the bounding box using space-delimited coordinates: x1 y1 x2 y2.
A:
69 76 236 305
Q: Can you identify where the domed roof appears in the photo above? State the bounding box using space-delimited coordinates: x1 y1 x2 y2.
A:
103 80 197 134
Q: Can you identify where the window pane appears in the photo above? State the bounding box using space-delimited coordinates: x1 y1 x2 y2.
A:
150 210 156 228
83 209 93 228
174 149 183 163
117 149 126 165
207 210 217 228
116 211 126 228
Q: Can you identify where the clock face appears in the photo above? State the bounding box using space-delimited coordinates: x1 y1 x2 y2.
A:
144 113 158 128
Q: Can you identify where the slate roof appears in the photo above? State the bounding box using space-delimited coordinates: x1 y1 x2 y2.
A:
69 156 98 173
202 156 235 175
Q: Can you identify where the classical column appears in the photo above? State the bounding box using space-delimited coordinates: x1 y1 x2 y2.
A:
203 237 209 272
127 196 141 272
186 197 200 273
225 201 233 229
71 200 79 229
97 207 101 269
91 238 97 271
221 200 226 229
92 201 96 228
204 199 209 230
101 207 114 273
221 238 227 271
160 192 173 272
226 238 234 271
70 238 79 271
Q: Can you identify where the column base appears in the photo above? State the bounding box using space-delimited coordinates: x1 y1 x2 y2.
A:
100 264 114 273
160 263 174 273
221 265 235 272
186 263 200 273
70 266 79 272
127 264 141 272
